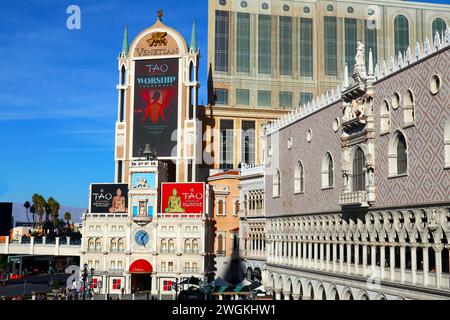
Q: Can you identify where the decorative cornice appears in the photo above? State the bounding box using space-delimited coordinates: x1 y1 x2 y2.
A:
264 28 450 136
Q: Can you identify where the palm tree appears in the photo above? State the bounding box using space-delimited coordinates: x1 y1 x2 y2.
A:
23 201 31 223
64 212 72 228
30 205 36 227
47 197 61 227
32 194 46 226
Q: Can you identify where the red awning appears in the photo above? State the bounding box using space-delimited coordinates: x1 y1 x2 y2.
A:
129 260 153 274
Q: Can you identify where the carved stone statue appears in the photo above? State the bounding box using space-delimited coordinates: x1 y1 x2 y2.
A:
355 41 365 67
352 99 365 119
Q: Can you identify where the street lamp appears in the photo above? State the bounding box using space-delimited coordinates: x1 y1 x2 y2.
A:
81 264 88 301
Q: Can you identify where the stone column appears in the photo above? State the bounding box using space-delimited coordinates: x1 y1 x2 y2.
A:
400 244 406 283
302 242 308 268
309 242 313 268
434 244 443 289
423 245 429 287
411 244 417 285
320 242 325 270
287 241 292 266
326 243 331 271
275 290 282 301
390 245 395 282
292 294 300 300
283 291 291 301
333 243 337 272
339 243 344 273
362 244 368 276
371 245 377 272
380 245 386 280
347 244 352 274
354 244 360 275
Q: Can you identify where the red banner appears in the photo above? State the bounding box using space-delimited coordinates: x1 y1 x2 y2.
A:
161 183 205 214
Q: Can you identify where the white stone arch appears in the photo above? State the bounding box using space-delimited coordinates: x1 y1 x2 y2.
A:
388 130 409 177
341 287 355 300
275 274 284 291
283 277 294 300
304 281 314 300
293 278 303 299
444 119 450 168
375 293 388 300
356 290 371 300
315 283 327 301
328 285 340 300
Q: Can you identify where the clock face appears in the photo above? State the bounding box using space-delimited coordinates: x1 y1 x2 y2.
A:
135 230 150 247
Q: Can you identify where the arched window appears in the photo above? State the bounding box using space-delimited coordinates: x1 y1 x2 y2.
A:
120 65 127 86
168 240 175 253
394 15 409 55
432 18 447 38
95 239 102 252
118 239 124 252
380 100 391 133
88 238 95 252
445 120 450 168
353 148 366 191
273 170 281 197
184 240 192 253
389 131 408 176
397 135 408 175
161 239 168 253
403 90 415 126
322 153 334 188
111 239 117 252
294 161 305 194
192 240 199 253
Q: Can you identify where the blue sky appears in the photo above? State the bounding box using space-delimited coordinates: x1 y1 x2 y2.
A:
0 0 448 209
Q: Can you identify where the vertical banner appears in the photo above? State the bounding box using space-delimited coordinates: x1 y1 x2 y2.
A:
133 58 179 158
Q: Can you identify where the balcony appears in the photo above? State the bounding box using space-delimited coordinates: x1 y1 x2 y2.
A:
339 191 369 208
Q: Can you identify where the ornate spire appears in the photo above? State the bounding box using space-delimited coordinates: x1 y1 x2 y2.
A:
368 48 374 76
343 63 349 89
190 19 198 53
157 10 164 22
121 25 129 57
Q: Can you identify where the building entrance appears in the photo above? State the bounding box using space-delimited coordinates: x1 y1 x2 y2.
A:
131 274 152 293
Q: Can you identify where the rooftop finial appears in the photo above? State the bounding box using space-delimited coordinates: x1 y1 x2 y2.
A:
190 19 198 53
158 10 164 22
121 24 129 57
368 48 374 76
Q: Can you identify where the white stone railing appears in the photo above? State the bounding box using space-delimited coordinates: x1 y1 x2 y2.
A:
241 163 265 177
0 236 81 257
265 28 450 136
339 191 368 206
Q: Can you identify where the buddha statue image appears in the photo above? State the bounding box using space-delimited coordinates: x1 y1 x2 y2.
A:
109 188 127 213
165 188 185 213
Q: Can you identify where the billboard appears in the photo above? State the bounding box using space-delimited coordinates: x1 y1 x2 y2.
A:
161 183 205 214
0 203 13 236
131 173 157 190
90 184 129 214
133 58 179 158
